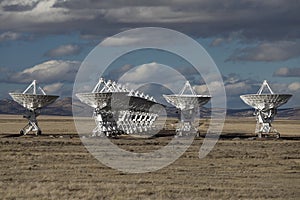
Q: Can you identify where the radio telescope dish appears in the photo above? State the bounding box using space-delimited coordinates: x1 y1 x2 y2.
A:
163 81 211 136
9 80 59 135
76 78 164 137
240 80 292 138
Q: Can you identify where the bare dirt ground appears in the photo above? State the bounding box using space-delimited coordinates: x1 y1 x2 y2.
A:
0 115 299 199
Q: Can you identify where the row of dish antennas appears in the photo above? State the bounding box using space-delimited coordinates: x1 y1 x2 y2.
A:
76 78 163 137
8 78 292 139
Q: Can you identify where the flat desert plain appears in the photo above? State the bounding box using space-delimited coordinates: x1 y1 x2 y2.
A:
0 115 299 199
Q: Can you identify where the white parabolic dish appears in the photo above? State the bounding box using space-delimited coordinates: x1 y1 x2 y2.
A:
9 93 59 110
76 92 162 113
76 92 129 109
163 94 211 110
240 94 292 111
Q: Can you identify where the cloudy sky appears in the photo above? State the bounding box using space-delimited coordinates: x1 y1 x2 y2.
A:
0 0 299 108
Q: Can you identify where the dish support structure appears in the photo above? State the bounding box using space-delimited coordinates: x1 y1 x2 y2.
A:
163 81 211 136
77 78 162 137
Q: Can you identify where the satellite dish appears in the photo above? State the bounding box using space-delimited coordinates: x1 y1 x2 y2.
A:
240 80 292 138
163 81 211 136
76 78 164 137
9 80 59 135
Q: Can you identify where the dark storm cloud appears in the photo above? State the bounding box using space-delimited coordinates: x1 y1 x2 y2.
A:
53 0 300 41
53 0 166 9
0 0 299 42
2 2 39 12
227 41 300 62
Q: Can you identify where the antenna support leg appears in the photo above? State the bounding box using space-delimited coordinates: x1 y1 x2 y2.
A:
93 109 120 137
20 109 41 135
254 109 280 138
91 108 160 137
176 108 198 137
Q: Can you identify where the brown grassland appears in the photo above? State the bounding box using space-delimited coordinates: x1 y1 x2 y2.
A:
0 115 299 199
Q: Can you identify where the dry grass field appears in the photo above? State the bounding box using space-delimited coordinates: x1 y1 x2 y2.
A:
0 114 299 199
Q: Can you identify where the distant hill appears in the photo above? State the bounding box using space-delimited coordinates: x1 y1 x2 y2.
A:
0 97 299 119
0 98 74 116
226 108 300 119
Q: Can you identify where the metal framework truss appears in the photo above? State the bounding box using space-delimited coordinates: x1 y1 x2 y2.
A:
254 108 279 138
77 78 162 137
21 109 41 135
92 109 159 137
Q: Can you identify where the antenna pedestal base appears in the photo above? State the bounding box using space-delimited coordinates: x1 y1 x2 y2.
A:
255 122 280 138
91 108 160 137
176 108 199 137
176 122 198 137
20 109 41 135
255 109 280 138
92 109 120 137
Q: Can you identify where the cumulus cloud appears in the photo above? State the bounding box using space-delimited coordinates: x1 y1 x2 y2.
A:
193 74 259 108
43 82 63 93
118 62 187 93
117 63 251 106
273 67 300 77
0 31 22 42
193 81 224 95
225 81 253 96
194 74 254 102
210 32 243 47
228 41 300 62
9 60 81 84
288 82 300 91
44 44 81 57
210 38 226 47
101 36 142 47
